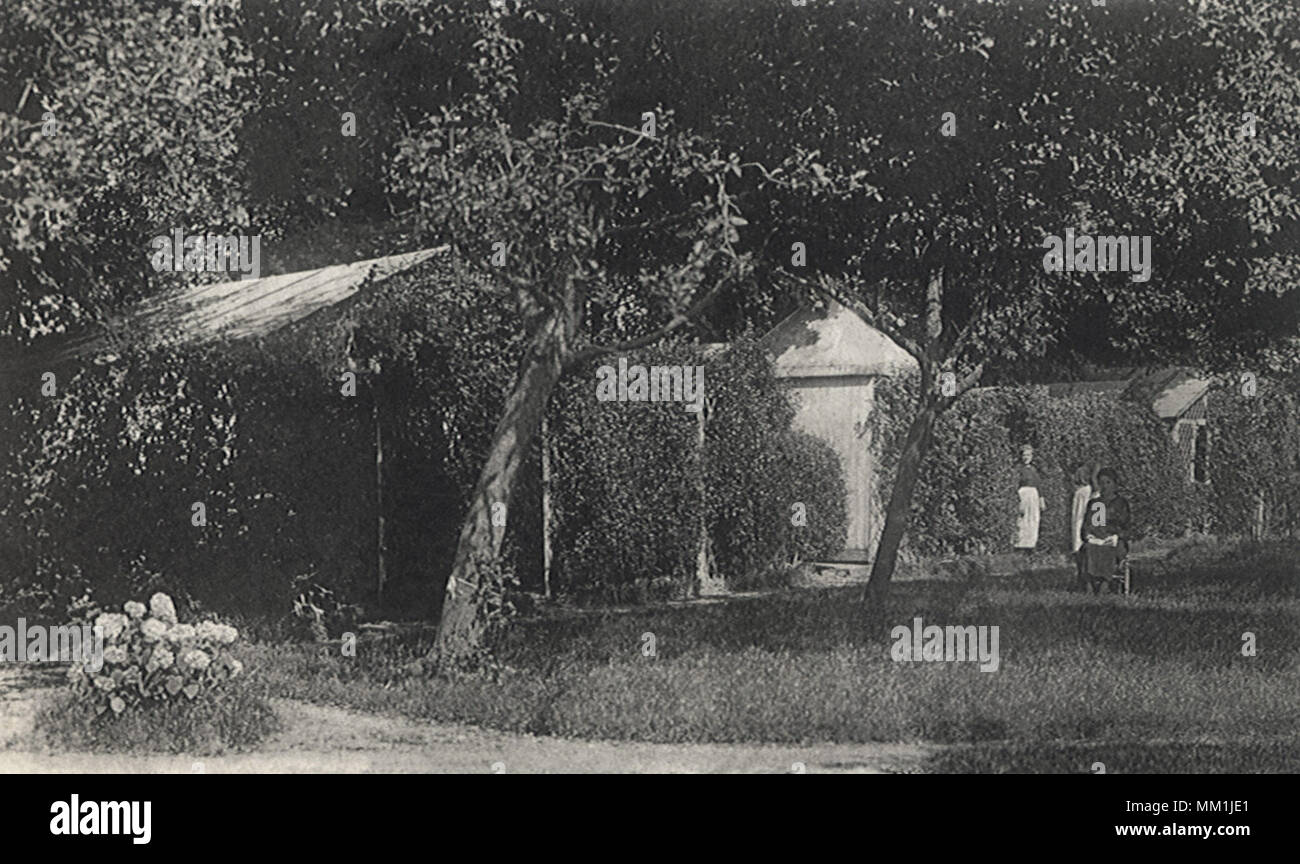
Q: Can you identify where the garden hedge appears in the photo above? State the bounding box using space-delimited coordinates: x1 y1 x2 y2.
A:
871 373 1204 556
548 337 847 600
1 324 848 622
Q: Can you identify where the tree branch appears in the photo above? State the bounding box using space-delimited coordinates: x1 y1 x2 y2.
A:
944 286 993 366
584 119 654 138
925 267 943 351
563 273 733 369
780 269 927 364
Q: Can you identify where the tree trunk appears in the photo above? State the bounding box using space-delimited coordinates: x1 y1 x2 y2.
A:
540 414 553 600
433 315 567 667
864 397 940 606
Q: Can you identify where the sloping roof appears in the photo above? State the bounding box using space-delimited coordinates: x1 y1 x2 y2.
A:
2 246 448 374
761 300 916 378
1121 367 1213 420
1041 366 1212 420
129 246 447 346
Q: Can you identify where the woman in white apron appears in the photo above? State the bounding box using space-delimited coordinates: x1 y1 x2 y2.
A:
1015 445 1045 553
1069 462 1096 588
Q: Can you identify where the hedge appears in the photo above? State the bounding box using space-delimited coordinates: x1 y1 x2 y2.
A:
0 264 527 627
548 337 848 599
1203 381 1300 536
1 323 848 622
0 342 376 626
871 373 1201 556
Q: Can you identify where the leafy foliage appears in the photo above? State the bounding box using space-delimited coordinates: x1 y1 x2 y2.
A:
0 342 374 622
0 0 254 343
1205 381 1300 536
65 592 245 717
873 374 1198 555
549 338 846 600
702 339 847 580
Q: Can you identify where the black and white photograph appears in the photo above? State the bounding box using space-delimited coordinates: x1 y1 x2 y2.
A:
0 0 1296 819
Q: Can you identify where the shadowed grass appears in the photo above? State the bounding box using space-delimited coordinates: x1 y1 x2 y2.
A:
243 541 1299 770
929 739 1300 773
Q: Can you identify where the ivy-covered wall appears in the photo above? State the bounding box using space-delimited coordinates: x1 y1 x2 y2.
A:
870 374 1220 556
547 338 848 602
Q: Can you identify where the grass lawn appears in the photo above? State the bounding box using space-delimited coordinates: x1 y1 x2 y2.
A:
242 541 1300 772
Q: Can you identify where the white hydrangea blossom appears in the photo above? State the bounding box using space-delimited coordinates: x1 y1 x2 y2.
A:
149 592 178 624
140 617 168 641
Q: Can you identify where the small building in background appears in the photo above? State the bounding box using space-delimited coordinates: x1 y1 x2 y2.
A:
1047 367 1214 484
760 300 917 564
1122 368 1213 484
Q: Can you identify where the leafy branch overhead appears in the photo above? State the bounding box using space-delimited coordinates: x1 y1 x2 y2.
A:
390 71 864 370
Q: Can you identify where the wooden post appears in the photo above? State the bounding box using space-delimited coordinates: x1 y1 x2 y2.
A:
696 396 725 597
373 369 387 599
696 406 708 597
541 414 552 599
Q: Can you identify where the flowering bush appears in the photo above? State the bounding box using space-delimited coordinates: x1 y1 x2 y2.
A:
66 592 245 717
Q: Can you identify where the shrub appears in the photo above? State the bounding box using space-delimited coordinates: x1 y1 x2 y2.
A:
40 591 277 753
704 340 847 579
548 343 703 601
0 342 375 623
67 593 245 714
1204 381 1300 536
871 374 1019 555
0 256 529 626
37 682 279 756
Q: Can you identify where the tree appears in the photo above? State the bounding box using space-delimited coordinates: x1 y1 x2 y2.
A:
608 0 1300 603
825 0 1300 602
0 0 254 352
395 0 1300 654
389 8 804 666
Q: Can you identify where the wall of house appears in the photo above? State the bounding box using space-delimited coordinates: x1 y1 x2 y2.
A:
786 375 880 562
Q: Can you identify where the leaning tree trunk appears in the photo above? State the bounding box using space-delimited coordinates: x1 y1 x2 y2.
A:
864 397 940 606
433 315 567 667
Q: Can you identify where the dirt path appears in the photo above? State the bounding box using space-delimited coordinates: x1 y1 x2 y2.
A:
0 681 932 773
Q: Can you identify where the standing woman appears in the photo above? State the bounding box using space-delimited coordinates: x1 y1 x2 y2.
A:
1015 445 1045 554
1069 462 1095 589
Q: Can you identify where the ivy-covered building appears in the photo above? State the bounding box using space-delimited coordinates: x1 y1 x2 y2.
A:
1047 367 1213 484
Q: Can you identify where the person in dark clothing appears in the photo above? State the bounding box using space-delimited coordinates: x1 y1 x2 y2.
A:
1081 467 1130 594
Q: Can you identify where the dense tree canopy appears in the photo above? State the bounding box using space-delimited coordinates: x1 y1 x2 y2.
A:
4 0 1299 658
